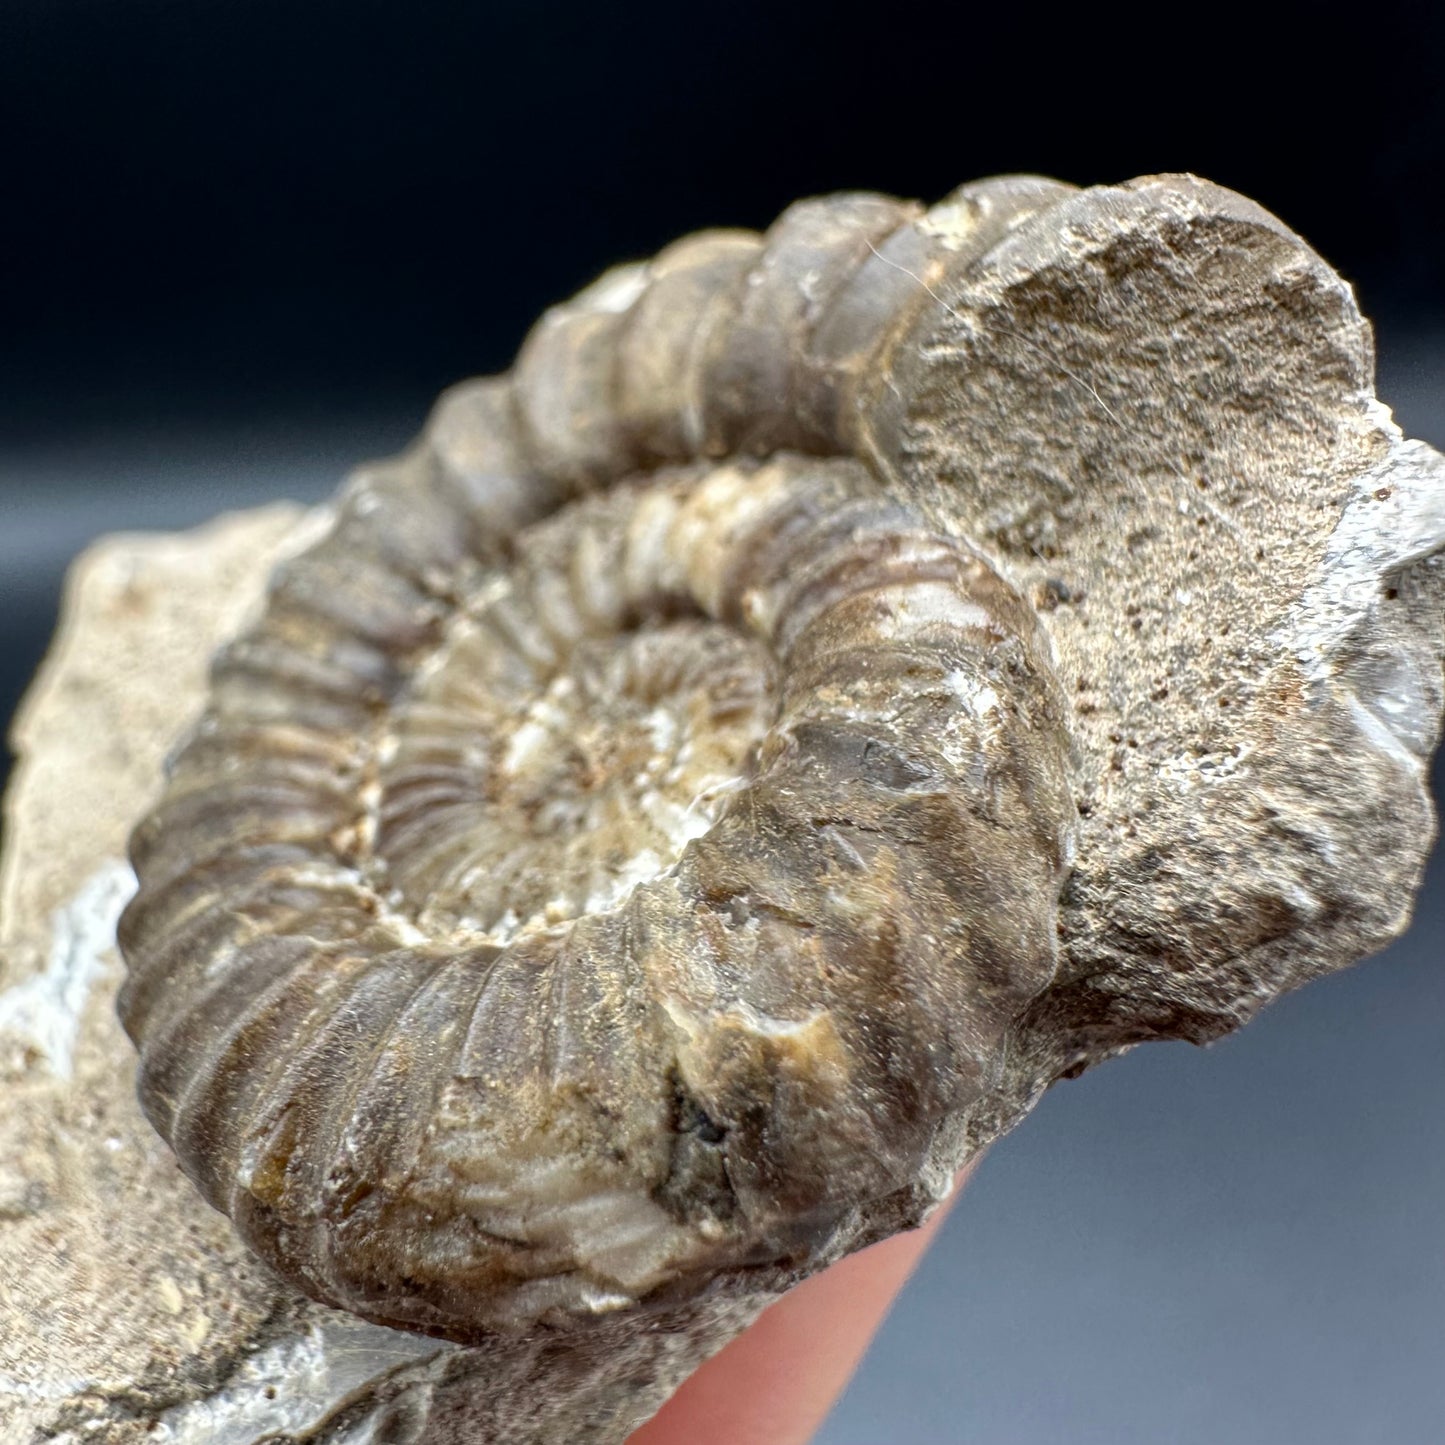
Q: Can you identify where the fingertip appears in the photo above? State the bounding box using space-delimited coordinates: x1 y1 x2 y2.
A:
630 1165 971 1445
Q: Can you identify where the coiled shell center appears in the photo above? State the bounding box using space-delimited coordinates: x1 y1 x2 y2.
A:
376 613 776 944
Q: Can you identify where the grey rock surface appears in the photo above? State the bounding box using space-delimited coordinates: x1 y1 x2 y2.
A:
3 176 1444 1441
877 177 1445 1094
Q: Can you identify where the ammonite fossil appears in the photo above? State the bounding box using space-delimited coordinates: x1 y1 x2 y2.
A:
115 173 1445 1360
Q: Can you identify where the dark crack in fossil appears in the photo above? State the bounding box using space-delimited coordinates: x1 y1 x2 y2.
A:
114 173 1445 1368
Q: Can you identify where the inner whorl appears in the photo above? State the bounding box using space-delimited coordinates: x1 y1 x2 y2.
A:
372 483 779 945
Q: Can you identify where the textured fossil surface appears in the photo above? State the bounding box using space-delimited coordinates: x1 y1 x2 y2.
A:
118 452 1076 1342
4 173 1445 1441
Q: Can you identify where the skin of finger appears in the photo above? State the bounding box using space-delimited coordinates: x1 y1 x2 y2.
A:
628 1164 974 1445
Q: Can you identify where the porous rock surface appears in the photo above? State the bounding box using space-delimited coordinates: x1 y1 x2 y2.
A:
3 177 1445 1442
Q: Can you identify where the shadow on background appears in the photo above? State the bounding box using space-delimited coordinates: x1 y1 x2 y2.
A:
2 4 1442 1441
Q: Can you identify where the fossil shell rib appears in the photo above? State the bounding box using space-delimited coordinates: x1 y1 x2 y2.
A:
115 170 1441 1367
116 196 1081 1335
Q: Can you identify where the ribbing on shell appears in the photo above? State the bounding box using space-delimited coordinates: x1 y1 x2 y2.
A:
118 179 1082 1342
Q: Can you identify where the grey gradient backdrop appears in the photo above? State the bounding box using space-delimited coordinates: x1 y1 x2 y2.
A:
3 3 1442 1440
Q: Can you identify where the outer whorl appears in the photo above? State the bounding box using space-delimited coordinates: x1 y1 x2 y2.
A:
117 177 1090 1341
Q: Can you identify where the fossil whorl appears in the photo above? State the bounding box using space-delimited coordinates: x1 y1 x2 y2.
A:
115 175 1099 1341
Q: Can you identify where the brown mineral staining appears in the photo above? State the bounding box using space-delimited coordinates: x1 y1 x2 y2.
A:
112 173 1445 1368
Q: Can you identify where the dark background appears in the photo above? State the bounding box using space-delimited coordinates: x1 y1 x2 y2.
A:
4 2 1445 741
2 4 1442 1441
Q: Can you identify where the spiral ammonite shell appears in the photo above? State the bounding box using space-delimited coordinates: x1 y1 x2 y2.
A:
117 179 1082 1341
